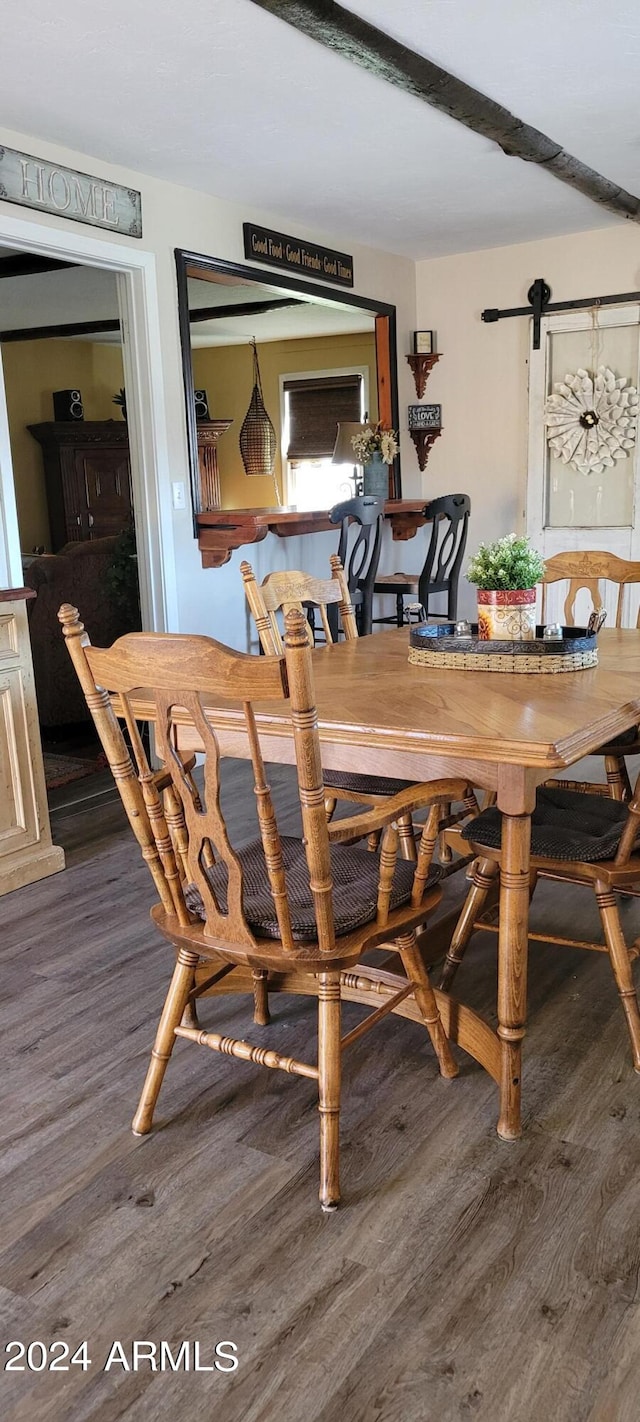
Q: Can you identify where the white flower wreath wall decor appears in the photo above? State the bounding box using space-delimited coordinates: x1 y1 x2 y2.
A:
544 366 639 476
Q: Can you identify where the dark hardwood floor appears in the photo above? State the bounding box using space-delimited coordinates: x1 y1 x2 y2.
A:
1 760 640 1421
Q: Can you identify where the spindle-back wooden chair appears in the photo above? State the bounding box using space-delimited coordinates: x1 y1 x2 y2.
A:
241 556 479 864
241 553 358 654
59 600 470 1211
542 551 640 800
439 781 640 1072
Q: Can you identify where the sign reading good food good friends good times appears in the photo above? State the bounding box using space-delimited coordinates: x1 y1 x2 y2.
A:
243 223 353 288
0 146 142 237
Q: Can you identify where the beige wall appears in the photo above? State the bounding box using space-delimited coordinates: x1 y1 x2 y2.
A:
0 123 417 646
2 338 124 551
415 224 640 614
192 330 377 508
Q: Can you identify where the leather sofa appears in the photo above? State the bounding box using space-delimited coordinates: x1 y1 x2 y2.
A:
24 537 132 727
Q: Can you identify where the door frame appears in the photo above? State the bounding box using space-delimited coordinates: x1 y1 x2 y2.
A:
0 209 177 632
527 304 640 557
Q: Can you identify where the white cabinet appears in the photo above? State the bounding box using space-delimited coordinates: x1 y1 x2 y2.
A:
0 590 64 894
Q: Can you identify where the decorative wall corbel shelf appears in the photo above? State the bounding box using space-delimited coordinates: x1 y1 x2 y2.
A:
409 428 442 472
406 352 441 399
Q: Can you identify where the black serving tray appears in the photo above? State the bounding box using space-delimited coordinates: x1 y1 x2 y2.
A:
409 623 597 658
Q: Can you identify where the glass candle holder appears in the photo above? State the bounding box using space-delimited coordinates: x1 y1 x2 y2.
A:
454 619 472 638
542 622 563 641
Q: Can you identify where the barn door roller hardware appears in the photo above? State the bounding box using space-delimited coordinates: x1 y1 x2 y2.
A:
482 278 640 350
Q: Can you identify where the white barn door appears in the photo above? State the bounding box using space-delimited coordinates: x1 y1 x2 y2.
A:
527 305 640 626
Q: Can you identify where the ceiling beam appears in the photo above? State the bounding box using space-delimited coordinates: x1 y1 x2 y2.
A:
0 255 78 280
0 297 307 342
189 296 305 322
249 0 640 223
0 318 120 343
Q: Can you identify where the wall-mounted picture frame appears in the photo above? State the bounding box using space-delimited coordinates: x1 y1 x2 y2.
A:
408 403 441 429
413 330 434 354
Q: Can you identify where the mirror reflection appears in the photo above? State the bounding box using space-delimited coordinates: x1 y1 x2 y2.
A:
183 261 396 513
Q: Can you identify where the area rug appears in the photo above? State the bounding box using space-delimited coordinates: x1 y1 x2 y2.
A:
43 751 107 790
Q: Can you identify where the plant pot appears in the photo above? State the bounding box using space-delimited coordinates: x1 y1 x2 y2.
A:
476 587 537 641
362 453 389 498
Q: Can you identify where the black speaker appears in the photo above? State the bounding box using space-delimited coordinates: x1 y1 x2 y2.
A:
194 389 210 421
53 389 84 422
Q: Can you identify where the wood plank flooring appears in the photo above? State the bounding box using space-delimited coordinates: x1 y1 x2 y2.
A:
1 761 640 1421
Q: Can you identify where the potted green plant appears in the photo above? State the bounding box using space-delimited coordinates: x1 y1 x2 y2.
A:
350 422 399 498
466 534 545 641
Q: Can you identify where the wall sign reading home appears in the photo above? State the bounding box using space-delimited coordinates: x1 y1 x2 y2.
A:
0 146 142 237
243 223 353 288
408 404 442 429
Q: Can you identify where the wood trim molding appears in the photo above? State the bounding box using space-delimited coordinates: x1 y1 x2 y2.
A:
0 587 36 603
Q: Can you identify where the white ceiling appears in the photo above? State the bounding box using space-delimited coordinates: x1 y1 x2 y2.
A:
0 0 638 258
0 257 119 334
188 277 374 346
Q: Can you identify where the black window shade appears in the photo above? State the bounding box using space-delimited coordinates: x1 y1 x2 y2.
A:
285 374 362 461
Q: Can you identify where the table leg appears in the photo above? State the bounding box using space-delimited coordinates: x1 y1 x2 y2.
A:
497 810 531 1140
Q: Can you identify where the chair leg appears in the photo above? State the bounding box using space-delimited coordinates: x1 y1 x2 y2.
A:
605 754 629 801
360 596 373 638
324 795 338 821
132 947 199 1135
595 884 640 1072
180 997 200 1030
252 968 270 1026
396 592 404 628
396 931 458 1078
317 972 341 1211
439 802 453 864
439 857 498 991
397 813 417 861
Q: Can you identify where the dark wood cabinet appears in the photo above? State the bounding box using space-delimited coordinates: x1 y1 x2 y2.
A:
29 419 232 551
28 422 132 551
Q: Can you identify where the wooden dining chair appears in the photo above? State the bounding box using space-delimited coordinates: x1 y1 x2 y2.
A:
373 494 470 629
58 599 469 1211
438 782 640 1071
542 551 640 800
241 555 478 862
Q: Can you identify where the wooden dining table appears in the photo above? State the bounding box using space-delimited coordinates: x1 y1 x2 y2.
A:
129 624 640 1139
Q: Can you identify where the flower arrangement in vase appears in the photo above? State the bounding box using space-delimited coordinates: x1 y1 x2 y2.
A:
466 534 545 641
350 422 399 498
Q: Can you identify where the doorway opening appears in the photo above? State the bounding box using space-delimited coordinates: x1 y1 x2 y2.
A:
0 224 169 814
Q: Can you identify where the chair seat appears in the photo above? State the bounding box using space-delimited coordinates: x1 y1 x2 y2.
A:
323 768 416 797
374 573 419 591
461 785 628 863
598 725 640 753
186 835 440 941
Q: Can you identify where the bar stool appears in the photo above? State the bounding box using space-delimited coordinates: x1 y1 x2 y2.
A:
328 495 384 637
373 493 470 627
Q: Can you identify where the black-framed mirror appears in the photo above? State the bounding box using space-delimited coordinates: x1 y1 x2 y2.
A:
175 248 401 532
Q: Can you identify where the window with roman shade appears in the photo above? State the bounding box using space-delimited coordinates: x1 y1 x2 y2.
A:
285 374 363 461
